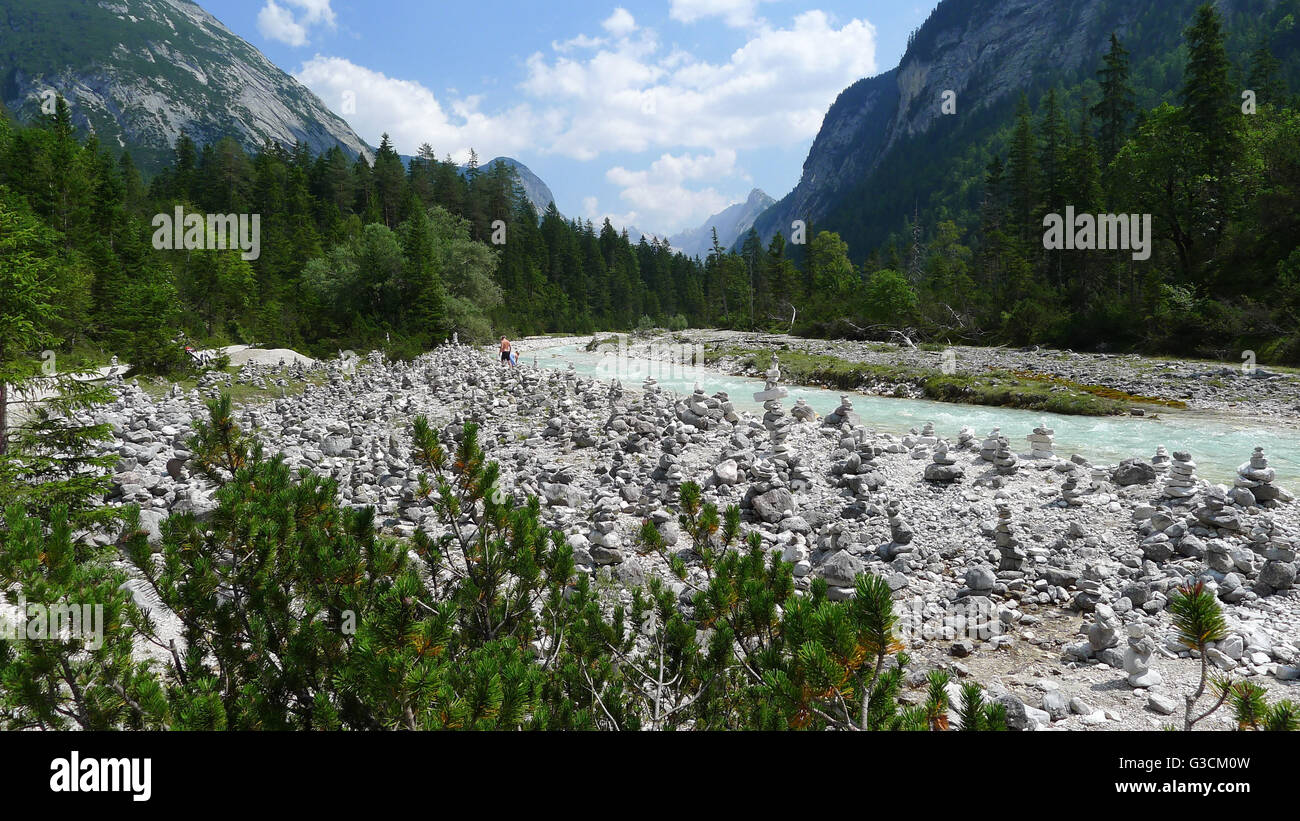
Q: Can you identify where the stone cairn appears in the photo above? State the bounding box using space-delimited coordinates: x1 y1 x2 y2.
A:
917 421 938 446
1151 446 1172 475
654 452 685 488
791 398 816 422
993 439 1019 476
1236 447 1291 505
1193 485 1237 530
887 500 914 546
687 383 710 416
587 494 624 567
979 428 1005 463
1060 463 1085 506
1086 603 1121 662
1161 450 1198 502
1122 622 1161 688
833 431 886 498
994 503 1026 571
717 392 740 424
924 441 964 484
823 395 860 428
753 354 791 451
1026 423 1055 459
956 426 976 450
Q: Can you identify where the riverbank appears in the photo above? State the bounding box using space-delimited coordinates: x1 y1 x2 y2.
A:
555 330 1300 425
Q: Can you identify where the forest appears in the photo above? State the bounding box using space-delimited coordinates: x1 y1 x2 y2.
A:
2 1 1299 739
0 3 1297 373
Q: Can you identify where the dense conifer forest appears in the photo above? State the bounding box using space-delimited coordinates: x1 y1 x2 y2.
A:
1 2 1298 380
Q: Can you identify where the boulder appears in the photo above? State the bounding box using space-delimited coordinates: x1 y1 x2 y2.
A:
820 550 864 588
752 488 794 523
1112 460 1157 486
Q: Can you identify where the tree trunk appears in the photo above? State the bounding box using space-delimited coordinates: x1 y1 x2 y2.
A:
0 377 7 457
0 340 7 457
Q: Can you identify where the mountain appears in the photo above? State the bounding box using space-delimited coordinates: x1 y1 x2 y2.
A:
459 156 557 217
668 188 775 258
0 0 372 173
624 225 663 244
751 0 1285 252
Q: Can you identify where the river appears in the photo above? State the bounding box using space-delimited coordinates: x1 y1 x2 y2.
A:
525 342 1300 487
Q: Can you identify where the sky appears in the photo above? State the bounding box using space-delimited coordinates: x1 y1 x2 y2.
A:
199 0 940 236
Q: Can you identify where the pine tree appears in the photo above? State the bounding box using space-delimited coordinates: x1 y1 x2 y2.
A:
1179 3 1241 259
372 134 406 229
1169 581 1230 730
1092 33 1136 164
401 204 450 343
1007 94 1040 244
0 190 115 527
1039 88 1070 215
1064 97 1104 301
1181 4 1237 175
1247 38 1286 108
0 505 166 730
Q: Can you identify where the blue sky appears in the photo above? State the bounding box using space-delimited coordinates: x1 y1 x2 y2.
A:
201 0 940 235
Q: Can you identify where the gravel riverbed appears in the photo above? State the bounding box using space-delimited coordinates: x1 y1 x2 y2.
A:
72 339 1300 730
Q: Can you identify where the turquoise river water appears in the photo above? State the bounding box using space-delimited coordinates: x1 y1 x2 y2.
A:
526 343 1300 487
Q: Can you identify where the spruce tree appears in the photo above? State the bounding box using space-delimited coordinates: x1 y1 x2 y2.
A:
1007 94 1040 245
1038 88 1070 216
1181 4 1237 175
0 189 115 528
1247 38 1286 108
1092 33 1136 165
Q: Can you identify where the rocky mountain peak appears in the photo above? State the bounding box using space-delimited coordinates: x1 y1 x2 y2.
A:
0 0 373 172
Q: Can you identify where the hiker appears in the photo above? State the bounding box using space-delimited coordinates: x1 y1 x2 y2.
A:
500 336 512 366
510 346 519 367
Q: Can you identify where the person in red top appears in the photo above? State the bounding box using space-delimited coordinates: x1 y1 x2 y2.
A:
499 336 512 366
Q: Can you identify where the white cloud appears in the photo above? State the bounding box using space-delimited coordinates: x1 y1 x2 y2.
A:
522 11 877 160
286 0 336 27
258 2 308 47
295 55 553 162
602 7 638 37
603 150 740 233
553 33 606 53
297 11 874 162
292 10 877 232
669 0 778 28
257 0 336 47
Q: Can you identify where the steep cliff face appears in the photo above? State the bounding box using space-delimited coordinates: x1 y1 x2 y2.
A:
0 0 372 172
750 0 1206 246
886 1 1106 146
669 188 776 259
751 70 898 244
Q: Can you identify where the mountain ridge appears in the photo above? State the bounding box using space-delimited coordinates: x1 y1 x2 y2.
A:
462 156 557 218
668 188 775 258
0 0 372 172
750 0 1265 250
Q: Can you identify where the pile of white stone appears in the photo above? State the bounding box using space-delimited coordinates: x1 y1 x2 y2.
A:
1161 450 1199 501
1026 423 1055 459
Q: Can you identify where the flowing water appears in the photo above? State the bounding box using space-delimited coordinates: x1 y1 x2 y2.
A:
526 343 1300 486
